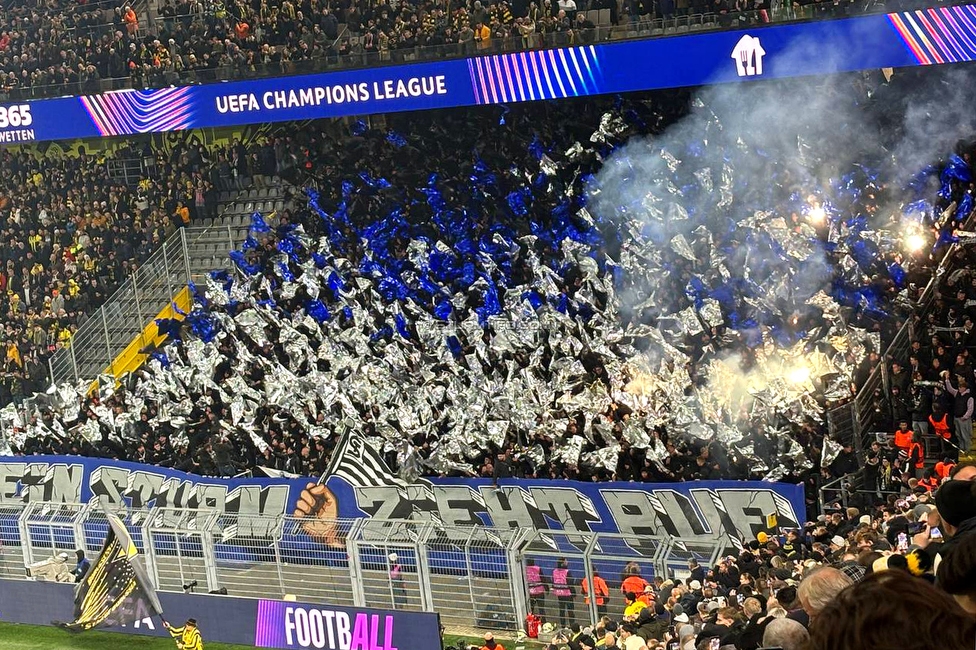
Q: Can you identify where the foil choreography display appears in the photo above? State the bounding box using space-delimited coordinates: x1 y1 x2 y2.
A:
0 78 968 488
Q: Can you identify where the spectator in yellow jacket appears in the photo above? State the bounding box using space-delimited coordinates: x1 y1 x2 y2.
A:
474 22 491 48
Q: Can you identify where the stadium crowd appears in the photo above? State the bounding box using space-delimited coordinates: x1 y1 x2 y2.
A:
0 135 296 411
5 65 973 514
499 469 976 650
0 0 912 100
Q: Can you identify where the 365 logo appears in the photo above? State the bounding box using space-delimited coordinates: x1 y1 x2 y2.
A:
731 35 766 77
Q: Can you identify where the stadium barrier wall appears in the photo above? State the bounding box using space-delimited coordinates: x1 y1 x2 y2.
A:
0 577 442 649
0 502 724 632
0 2 967 144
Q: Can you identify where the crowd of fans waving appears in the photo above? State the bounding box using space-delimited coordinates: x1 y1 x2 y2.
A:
6 67 974 512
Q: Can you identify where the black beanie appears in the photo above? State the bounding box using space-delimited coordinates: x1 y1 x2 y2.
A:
936 480 976 527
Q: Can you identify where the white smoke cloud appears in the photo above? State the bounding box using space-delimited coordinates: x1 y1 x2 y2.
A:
589 58 976 441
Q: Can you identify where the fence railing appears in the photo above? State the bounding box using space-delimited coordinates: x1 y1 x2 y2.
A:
0 501 725 631
851 202 976 453
46 225 243 387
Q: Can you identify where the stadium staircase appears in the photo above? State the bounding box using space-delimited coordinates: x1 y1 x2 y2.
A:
46 184 301 387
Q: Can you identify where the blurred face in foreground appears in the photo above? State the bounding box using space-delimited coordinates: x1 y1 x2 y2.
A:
954 465 976 481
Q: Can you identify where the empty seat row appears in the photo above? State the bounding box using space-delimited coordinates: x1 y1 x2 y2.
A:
581 8 612 25
219 200 287 217
216 186 285 203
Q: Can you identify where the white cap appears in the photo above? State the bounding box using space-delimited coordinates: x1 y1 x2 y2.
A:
830 535 846 548
689 580 702 590
388 552 398 562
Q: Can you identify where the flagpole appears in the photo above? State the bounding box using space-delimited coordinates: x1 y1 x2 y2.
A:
318 431 352 485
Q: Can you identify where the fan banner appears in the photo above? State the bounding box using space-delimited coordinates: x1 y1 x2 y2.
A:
0 455 804 546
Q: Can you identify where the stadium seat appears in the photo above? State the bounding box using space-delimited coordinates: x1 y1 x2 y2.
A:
599 9 611 24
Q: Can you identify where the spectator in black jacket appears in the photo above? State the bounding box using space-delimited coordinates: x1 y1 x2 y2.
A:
830 442 859 477
911 383 932 438
695 606 744 648
889 384 912 426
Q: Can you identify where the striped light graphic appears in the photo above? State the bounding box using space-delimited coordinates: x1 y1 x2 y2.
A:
468 45 603 105
888 4 976 65
79 87 195 137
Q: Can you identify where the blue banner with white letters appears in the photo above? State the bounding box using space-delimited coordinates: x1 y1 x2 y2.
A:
0 3 970 143
0 456 804 546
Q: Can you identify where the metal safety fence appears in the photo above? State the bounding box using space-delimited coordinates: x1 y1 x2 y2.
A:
0 502 725 631
46 225 244 387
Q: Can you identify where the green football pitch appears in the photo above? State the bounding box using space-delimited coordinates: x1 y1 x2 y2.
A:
0 622 251 650
0 622 496 649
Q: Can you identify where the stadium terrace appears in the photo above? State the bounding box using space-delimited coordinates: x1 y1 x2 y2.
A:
0 2 976 649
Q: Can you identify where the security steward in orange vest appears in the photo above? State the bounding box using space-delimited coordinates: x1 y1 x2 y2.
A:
907 431 925 478
581 571 610 617
936 457 956 480
620 571 648 596
930 405 953 456
918 468 940 492
894 421 914 455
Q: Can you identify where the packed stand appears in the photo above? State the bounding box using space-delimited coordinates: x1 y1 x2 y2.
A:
0 0 923 100
465 469 976 650
816 173 976 509
0 136 305 413
4 67 974 498
862 245 976 481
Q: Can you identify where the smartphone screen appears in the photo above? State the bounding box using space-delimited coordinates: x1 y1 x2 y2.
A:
930 527 943 540
709 638 721 650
